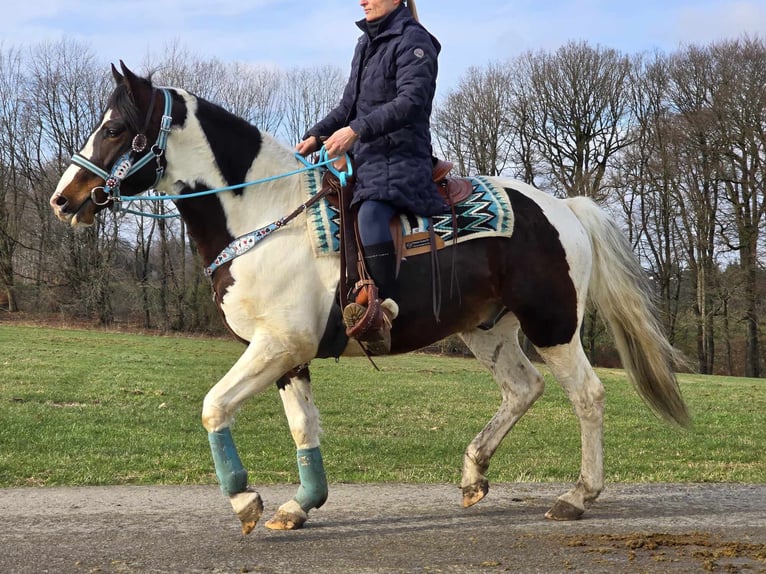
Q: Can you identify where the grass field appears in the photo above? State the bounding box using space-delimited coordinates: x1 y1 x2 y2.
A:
0 324 764 487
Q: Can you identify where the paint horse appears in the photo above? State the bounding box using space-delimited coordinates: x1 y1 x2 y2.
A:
50 63 689 534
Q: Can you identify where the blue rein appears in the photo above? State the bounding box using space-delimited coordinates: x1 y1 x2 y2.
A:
70 93 350 220
204 150 351 277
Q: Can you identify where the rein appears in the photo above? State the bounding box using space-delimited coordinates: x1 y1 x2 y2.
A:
67 93 352 276
203 151 351 277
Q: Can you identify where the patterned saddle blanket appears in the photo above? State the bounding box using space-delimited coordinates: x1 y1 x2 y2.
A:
304 173 514 257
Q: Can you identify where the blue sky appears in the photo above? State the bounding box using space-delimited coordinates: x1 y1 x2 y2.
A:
2 0 765 94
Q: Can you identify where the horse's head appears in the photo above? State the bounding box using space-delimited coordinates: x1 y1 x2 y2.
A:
50 62 174 226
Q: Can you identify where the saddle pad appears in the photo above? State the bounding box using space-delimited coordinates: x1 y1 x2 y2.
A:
305 173 514 257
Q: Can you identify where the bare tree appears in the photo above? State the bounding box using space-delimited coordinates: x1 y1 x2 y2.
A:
515 41 635 199
0 46 27 311
611 52 687 346
25 39 116 322
432 63 515 176
708 37 766 376
146 43 287 135
281 65 346 146
657 47 721 373
506 59 543 185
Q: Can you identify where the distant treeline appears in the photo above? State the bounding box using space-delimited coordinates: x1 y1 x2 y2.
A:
1 36 765 377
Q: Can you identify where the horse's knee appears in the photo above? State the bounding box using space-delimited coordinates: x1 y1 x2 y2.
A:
202 397 230 432
288 414 319 448
280 390 321 449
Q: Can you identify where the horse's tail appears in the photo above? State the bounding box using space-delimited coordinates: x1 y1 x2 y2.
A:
566 196 690 428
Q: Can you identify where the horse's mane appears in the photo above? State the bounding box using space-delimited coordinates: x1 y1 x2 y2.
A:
107 83 142 133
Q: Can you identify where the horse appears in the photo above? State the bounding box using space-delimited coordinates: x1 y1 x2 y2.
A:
50 62 689 534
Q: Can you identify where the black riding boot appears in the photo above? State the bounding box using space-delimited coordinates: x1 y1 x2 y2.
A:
343 241 399 355
363 241 398 303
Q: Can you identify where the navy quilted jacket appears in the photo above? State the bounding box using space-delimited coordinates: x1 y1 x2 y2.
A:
305 5 447 216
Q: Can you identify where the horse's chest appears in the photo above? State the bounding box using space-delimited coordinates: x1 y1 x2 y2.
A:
212 265 261 342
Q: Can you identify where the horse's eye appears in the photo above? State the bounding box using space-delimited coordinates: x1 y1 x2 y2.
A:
104 125 124 138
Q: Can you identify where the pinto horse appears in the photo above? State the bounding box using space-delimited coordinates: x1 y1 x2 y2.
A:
50 63 689 534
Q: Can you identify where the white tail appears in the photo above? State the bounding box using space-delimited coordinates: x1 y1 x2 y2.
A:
567 197 690 427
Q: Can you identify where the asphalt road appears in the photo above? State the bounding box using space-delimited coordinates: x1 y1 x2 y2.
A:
0 483 764 573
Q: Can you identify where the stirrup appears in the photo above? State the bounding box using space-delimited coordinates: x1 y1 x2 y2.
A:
343 299 398 355
343 302 368 332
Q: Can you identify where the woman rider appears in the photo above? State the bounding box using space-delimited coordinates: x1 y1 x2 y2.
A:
296 0 446 354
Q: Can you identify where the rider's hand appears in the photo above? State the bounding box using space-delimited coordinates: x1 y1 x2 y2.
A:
295 136 321 156
323 127 358 160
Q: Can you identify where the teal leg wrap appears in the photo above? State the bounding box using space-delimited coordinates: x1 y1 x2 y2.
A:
294 447 328 512
208 428 248 496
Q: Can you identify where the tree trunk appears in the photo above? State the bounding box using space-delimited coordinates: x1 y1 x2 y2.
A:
744 251 759 377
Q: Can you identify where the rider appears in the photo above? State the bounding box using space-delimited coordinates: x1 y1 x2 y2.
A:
295 0 447 354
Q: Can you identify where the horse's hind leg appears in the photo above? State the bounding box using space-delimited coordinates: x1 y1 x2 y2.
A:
536 340 605 520
264 365 327 531
459 314 545 508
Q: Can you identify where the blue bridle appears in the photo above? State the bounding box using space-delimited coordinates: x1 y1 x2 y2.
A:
70 88 173 207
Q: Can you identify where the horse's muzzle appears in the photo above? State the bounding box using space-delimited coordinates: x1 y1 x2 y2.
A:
49 192 95 226
49 192 71 221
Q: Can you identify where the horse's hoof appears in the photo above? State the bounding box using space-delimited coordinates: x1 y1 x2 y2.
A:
461 479 489 508
230 489 264 535
264 509 308 530
545 499 584 521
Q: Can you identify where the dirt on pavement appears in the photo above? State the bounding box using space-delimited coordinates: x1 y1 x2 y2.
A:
0 482 764 573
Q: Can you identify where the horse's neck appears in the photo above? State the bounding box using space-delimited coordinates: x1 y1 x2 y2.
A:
161 91 305 235
227 135 306 233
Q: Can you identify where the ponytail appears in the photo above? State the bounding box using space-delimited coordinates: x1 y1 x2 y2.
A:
405 0 420 22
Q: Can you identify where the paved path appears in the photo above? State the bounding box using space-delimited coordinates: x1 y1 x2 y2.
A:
0 483 764 573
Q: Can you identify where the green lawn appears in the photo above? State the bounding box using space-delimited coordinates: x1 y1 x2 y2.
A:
0 324 763 487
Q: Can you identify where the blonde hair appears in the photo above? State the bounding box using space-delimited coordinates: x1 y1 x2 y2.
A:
405 0 420 22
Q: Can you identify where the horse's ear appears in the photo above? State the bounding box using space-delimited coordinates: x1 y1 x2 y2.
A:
119 60 154 108
119 60 149 90
111 63 124 85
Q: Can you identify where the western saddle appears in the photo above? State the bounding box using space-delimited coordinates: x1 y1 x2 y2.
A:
325 158 471 351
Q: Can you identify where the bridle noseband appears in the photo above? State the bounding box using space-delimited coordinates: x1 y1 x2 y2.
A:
71 88 173 207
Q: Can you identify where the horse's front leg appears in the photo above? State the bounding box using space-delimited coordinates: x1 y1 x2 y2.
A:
264 364 327 530
202 332 311 534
